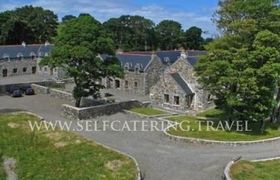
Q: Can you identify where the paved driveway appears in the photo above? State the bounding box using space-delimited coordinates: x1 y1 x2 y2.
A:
1 94 280 180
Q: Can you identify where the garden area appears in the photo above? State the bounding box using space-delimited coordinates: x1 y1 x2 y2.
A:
0 113 137 180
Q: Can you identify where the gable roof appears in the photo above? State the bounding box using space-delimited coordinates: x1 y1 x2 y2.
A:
100 53 152 72
170 72 193 95
0 44 53 60
120 50 207 66
156 51 181 65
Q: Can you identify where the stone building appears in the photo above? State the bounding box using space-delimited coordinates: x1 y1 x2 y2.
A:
150 51 212 111
0 42 63 79
101 53 165 95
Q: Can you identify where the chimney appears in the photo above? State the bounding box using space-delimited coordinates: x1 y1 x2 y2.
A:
180 49 188 59
45 41 50 46
22 41 26 47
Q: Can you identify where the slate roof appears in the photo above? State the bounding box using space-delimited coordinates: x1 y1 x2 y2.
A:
0 44 53 61
156 51 181 65
100 53 152 72
170 73 193 95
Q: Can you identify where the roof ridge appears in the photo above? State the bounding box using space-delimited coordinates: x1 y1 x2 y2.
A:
118 53 151 57
0 44 53 47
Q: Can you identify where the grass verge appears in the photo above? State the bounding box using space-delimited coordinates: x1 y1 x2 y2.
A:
130 107 167 116
167 115 280 141
196 108 226 119
0 113 137 180
230 160 280 179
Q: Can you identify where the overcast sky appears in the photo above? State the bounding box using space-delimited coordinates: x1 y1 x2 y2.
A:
0 0 219 38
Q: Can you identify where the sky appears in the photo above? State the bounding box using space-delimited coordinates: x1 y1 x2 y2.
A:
0 0 219 38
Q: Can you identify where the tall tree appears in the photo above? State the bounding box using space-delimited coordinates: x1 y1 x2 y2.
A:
103 15 155 51
184 26 204 50
195 0 280 129
41 14 124 107
62 15 76 23
0 6 58 44
155 20 184 50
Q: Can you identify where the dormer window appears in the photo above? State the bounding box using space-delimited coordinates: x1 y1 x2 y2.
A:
3 54 9 61
164 57 170 64
124 63 129 70
135 63 140 72
30 52 36 60
17 53 24 60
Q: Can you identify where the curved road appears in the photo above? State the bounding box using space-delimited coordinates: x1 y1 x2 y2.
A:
1 94 280 180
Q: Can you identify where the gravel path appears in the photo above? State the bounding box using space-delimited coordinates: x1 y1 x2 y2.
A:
1 94 280 180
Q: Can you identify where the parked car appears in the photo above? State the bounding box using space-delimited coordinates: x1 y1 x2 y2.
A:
25 88 35 95
19 84 32 92
7 85 19 94
11 89 23 97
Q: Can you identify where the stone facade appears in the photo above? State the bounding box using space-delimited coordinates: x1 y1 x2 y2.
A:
150 54 212 111
0 44 65 79
102 55 165 96
0 59 37 77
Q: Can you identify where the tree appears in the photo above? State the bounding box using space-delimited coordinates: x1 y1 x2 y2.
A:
41 14 124 107
103 15 155 51
155 20 184 50
195 0 280 130
62 15 76 23
184 26 204 50
0 6 58 44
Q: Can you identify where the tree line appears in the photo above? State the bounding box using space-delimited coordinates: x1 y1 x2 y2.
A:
0 5 212 50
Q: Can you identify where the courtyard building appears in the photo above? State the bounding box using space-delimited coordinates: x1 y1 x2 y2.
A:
0 42 64 79
150 51 212 111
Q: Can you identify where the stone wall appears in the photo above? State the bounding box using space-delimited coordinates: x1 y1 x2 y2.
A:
31 84 49 94
150 57 212 111
49 88 74 102
144 55 165 94
62 100 149 120
0 59 37 77
102 55 165 96
31 83 74 102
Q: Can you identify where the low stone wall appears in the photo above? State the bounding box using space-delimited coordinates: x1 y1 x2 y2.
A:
62 100 148 120
31 83 74 102
49 88 74 102
31 84 49 94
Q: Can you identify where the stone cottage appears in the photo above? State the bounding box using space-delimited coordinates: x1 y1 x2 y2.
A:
0 42 64 79
101 53 165 95
150 51 211 111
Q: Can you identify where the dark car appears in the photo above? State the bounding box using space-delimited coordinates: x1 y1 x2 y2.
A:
19 84 32 92
25 88 35 95
11 89 23 97
7 85 19 94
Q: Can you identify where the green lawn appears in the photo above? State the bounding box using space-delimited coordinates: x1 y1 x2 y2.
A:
130 107 167 116
0 113 137 180
167 115 280 141
230 160 280 179
196 108 226 119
